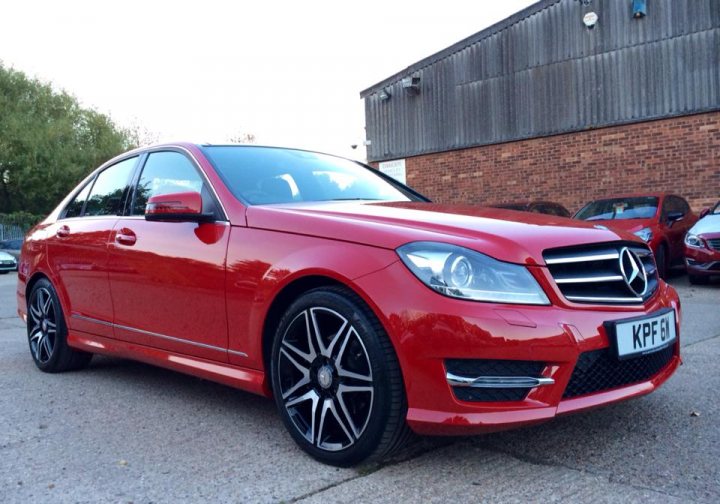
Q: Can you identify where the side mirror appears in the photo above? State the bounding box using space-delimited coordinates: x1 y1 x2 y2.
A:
145 191 214 222
699 208 710 219
666 211 684 226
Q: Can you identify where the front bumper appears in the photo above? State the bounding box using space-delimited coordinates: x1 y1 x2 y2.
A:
0 262 17 272
685 245 720 277
354 261 681 435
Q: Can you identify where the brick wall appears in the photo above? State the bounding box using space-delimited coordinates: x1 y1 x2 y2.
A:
378 111 720 214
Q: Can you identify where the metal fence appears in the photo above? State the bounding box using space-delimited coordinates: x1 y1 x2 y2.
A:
0 215 40 241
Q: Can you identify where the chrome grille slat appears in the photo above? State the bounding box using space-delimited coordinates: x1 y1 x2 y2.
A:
708 238 720 251
555 275 624 284
545 252 619 265
544 242 658 305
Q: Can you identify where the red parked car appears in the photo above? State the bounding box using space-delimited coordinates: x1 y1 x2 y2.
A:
684 201 720 284
490 201 572 218
574 194 697 278
17 144 681 466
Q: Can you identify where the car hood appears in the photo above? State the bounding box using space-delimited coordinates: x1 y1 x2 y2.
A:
690 214 720 235
245 201 634 265
0 251 16 261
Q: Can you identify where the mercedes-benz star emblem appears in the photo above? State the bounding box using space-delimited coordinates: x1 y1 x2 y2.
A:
618 247 648 297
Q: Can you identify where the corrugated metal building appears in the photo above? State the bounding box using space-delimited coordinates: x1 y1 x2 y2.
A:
360 0 719 211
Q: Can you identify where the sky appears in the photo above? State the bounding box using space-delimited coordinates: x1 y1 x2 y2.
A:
0 0 536 160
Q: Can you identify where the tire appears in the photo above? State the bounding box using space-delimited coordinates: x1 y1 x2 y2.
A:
688 274 709 285
270 286 410 467
27 278 92 372
655 244 668 280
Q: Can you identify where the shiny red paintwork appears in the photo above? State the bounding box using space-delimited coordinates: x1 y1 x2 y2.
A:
17 143 682 435
574 193 697 269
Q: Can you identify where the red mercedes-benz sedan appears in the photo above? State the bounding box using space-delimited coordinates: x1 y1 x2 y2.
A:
574 194 697 278
17 144 681 466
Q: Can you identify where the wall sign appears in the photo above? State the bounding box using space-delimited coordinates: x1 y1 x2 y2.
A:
378 159 406 184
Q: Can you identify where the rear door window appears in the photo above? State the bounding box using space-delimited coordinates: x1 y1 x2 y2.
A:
84 157 138 216
63 180 94 218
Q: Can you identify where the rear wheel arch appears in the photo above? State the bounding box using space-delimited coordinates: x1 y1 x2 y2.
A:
25 272 51 302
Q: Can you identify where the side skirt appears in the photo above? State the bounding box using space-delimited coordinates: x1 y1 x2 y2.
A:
67 330 270 397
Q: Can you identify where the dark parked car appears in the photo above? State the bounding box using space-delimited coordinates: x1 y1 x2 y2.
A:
492 201 571 218
574 194 697 278
685 200 720 284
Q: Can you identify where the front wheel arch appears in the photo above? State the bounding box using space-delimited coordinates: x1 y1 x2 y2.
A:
262 276 372 382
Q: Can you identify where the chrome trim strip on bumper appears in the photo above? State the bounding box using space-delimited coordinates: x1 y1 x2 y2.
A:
446 372 555 389
70 313 248 357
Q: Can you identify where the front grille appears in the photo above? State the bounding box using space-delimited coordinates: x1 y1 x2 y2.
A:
446 359 545 402
544 241 658 304
562 345 674 399
707 238 720 251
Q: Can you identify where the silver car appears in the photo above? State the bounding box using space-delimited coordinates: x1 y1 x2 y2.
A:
0 250 17 273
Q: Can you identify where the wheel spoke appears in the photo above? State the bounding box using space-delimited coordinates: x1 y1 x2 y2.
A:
279 348 311 400
336 384 374 438
310 308 348 358
337 368 373 382
42 335 53 359
281 339 314 364
325 321 350 359
300 310 318 361
29 304 42 324
35 333 46 361
42 291 53 316
286 389 320 445
29 328 43 345
317 398 354 449
308 308 327 357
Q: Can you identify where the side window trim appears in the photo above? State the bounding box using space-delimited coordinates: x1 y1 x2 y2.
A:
125 152 149 217
60 176 97 219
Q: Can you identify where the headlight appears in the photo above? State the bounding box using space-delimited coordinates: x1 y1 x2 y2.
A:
397 242 550 305
633 227 653 242
684 233 704 249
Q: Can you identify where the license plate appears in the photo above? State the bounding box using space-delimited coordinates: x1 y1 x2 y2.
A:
606 308 677 360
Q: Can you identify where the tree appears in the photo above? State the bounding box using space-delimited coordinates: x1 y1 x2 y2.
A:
228 132 257 144
0 63 138 215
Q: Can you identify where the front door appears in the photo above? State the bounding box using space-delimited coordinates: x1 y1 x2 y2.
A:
108 150 229 362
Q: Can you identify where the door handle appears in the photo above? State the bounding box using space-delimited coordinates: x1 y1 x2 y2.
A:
56 225 70 238
115 228 137 246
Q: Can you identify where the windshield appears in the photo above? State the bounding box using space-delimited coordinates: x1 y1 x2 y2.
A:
202 146 422 205
713 202 720 215
575 197 659 221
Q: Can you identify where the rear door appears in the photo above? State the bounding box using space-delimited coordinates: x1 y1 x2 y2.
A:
46 156 138 338
108 150 230 361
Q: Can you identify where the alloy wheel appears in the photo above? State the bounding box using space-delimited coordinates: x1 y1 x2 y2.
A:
277 307 374 452
28 287 57 364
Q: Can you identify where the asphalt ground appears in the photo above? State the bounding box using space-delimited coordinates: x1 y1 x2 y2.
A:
1 270 719 503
